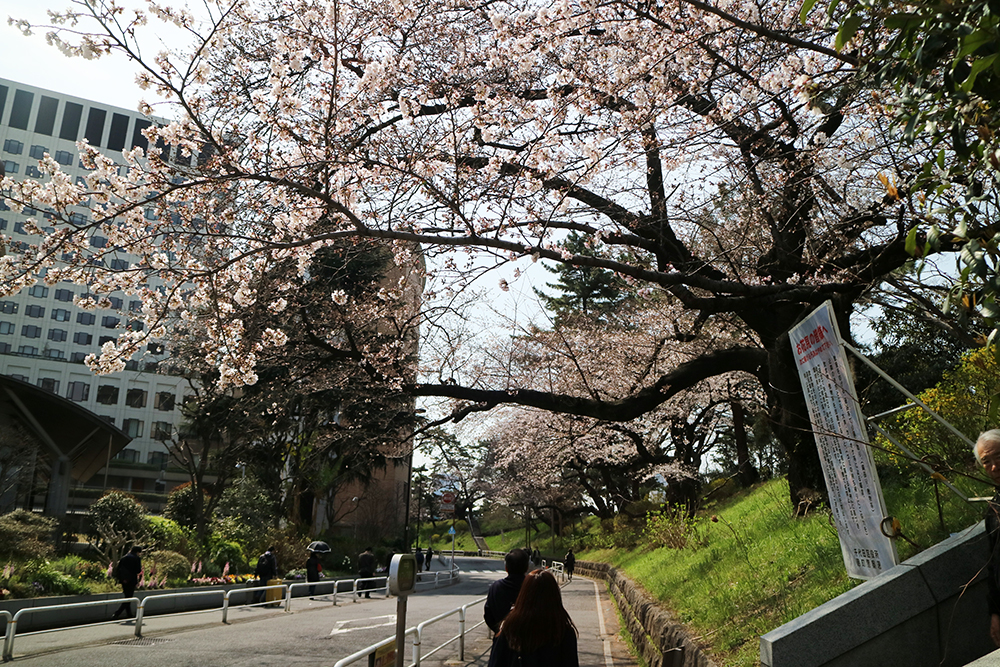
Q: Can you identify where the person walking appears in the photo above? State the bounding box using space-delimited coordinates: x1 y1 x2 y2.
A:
564 548 576 582
487 569 579 667
484 548 529 633
252 546 278 604
306 550 322 596
358 546 376 598
414 547 425 573
111 546 142 620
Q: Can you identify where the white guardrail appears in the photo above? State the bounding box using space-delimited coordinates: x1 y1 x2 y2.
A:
0 569 461 662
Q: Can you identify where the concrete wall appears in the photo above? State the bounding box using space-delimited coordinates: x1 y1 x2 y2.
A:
575 561 716 667
760 522 995 667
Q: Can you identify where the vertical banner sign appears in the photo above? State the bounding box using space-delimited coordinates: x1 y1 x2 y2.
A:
790 301 898 579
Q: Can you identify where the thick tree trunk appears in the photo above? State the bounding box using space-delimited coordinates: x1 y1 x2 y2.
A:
770 335 825 515
732 400 759 487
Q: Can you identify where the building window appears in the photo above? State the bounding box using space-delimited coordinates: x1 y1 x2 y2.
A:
74 332 93 345
98 336 114 346
111 259 129 271
147 342 165 355
69 212 87 226
129 300 143 312
17 346 38 356
0 301 17 314
89 235 107 248
101 316 119 329
8 374 29 382
25 305 45 318
77 312 96 325
24 165 42 178
108 296 123 309
37 377 60 394
3 139 23 154
152 422 172 440
148 451 169 467
29 145 47 159
0 343 10 354
51 308 70 322
66 381 90 402
70 352 87 363
44 348 65 359
48 328 67 342
154 392 175 411
21 325 41 338
96 384 119 405
128 320 144 331
115 448 139 462
28 285 48 298
2 161 17 175
54 150 73 166
0 322 13 335
125 388 147 408
54 289 73 302
122 419 144 438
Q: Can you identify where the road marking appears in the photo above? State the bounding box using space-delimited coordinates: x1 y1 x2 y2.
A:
593 580 614 667
330 615 397 635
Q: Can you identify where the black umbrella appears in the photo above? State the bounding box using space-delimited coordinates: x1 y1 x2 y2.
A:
307 541 331 553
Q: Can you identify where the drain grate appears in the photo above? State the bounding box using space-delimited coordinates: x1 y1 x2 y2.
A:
112 637 174 647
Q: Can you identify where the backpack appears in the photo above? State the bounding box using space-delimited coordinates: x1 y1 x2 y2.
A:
255 555 269 577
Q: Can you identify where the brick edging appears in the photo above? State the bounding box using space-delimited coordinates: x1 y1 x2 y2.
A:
575 561 716 667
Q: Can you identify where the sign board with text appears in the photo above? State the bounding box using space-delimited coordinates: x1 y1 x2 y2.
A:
789 301 898 579
369 641 395 667
440 490 455 513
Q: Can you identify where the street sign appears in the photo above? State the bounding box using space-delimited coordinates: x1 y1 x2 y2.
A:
448 526 456 535
440 490 455 513
389 553 418 596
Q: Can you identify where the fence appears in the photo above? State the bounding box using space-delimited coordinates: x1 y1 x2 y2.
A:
332 593 485 667
1 569 457 662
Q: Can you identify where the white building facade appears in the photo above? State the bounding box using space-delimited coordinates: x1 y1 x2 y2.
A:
0 76 192 505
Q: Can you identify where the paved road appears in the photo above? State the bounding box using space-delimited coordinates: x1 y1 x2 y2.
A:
4 557 637 667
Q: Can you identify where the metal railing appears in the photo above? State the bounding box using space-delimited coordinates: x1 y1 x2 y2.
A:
331 591 483 667
1 569 461 661
3 598 137 661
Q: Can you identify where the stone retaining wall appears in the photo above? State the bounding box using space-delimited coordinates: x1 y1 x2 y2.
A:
576 561 716 667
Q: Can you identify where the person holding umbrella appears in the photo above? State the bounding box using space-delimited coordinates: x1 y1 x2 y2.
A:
305 541 330 597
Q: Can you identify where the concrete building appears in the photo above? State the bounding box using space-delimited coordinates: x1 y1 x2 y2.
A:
0 76 192 512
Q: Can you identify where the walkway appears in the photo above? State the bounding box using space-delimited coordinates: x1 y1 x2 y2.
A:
1 559 637 667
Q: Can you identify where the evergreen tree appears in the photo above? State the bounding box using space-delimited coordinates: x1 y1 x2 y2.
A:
534 233 627 327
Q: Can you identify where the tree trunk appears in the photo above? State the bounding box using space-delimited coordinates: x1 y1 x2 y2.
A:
732 400 759 487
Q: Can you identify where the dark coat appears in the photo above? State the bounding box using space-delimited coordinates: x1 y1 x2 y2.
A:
987 491 1000 615
255 552 278 580
484 573 525 633
487 627 579 667
306 554 321 583
116 552 142 586
358 551 376 576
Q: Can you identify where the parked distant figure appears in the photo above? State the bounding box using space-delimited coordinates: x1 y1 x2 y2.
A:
111 545 142 620
564 548 576 582
252 546 278 604
306 550 322 596
977 429 1000 646
358 546 376 598
484 548 530 633
415 547 425 573
488 569 579 667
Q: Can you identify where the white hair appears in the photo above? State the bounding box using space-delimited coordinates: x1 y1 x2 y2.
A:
975 429 1000 463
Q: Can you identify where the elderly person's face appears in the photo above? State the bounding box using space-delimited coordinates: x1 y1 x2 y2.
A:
979 438 1000 485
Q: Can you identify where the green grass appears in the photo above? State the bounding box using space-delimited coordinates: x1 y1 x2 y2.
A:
574 475 985 667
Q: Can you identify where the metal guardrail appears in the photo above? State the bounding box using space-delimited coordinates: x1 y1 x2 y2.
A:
3 598 137 661
0 569 461 661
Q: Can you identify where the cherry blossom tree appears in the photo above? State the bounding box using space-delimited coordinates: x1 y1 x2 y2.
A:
2 0 973 509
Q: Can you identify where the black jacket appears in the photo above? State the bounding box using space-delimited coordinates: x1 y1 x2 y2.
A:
487 627 578 667
484 574 525 633
306 554 320 583
116 552 142 586
987 492 1000 616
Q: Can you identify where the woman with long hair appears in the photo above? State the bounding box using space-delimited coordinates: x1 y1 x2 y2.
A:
488 569 579 667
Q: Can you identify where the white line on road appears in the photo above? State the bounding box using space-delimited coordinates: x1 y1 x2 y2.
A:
330 615 397 635
593 580 614 667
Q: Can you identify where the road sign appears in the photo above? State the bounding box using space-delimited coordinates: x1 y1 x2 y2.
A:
440 490 455 513
448 526 456 535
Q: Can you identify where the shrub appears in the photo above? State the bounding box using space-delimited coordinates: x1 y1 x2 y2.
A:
164 483 212 530
50 555 109 582
89 491 152 567
0 510 57 560
644 507 706 550
146 550 191 583
147 516 192 557
21 561 90 596
209 539 246 574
